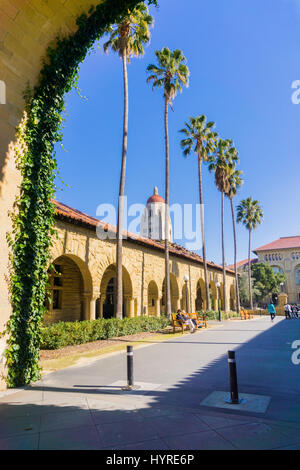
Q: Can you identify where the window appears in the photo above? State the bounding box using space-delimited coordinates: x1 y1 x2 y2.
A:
271 266 283 275
296 267 300 286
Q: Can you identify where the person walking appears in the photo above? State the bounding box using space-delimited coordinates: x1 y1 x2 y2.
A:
284 303 292 320
268 301 276 322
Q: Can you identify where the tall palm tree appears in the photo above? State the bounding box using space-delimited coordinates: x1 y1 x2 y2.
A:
226 166 243 313
146 48 190 318
179 115 218 311
236 197 263 310
209 139 238 314
104 4 153 318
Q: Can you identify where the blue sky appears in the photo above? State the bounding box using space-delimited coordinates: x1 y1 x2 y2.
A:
54 0 300 265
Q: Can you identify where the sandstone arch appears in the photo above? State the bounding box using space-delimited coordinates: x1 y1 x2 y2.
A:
161 274 180 314
99 263 133 318
195 278 206 311
147 280 160 316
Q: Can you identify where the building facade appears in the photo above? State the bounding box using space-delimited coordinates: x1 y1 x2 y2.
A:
45 200 237 325
253 236 300 304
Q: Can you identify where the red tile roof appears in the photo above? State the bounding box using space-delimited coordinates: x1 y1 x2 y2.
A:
227 258 258 271
253 236 300 253
52 199 235 275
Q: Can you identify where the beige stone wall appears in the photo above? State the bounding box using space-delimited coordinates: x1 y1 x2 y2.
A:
48 219 236 323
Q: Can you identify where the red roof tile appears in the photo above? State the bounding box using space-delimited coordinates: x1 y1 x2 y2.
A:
253 236 300 253
227 258 258 271
52 199 235 275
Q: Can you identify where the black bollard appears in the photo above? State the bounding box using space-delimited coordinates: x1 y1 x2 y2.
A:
228 350 239 404
127 345 134 388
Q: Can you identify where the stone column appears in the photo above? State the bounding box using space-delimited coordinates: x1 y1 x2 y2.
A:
99 294 104 319
156 299 161 317
89 298 96 321
129 298 135 318
82 293 93 321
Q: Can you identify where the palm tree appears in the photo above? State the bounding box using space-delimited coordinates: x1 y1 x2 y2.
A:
226 166 243 313
180 115 218 311
104 4 153 318
236 197 263 310
146 48 190 318
209 139 238 314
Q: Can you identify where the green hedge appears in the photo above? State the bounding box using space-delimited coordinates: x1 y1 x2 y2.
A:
200 310 240 320
41 316 170 350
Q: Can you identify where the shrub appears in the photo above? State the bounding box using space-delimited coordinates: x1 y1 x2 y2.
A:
41 315 170 350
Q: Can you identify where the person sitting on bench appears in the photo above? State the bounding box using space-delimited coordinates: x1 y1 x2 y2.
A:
176 309 195 333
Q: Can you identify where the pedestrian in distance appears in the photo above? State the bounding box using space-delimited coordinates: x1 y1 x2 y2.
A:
284 303 292 319
268 301 276 322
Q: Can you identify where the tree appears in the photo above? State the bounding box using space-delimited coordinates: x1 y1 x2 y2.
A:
209 139 238 313
227 165 243 313
147 48 190 317
238 272 261 307
104 4 153 318
236 197 264 310
251 263 286 303
180 115 218 311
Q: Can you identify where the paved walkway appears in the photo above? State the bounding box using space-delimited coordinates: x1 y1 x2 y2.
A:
1 317 300 450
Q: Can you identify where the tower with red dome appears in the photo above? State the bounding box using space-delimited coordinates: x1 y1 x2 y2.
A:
140 187 173 242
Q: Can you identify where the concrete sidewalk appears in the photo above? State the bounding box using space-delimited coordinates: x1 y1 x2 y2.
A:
1 317 300 450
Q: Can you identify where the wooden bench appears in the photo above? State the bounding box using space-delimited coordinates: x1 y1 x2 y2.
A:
240 309 248 320
171 313 188 333
171 313 208 334
246 309 254 319
189 312 207 329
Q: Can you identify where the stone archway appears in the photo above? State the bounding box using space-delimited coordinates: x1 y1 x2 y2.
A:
209 280 218 311
99 264 133 319
230 284 236 311
161 274 180 314
195 279 206 311
45 254 93 324
147 281 160 316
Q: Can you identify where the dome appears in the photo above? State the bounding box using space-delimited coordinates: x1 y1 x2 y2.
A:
147 187 164 205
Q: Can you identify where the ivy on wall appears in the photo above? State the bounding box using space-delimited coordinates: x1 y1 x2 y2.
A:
5 0 157 388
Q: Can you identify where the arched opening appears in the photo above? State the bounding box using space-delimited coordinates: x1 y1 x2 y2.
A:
195 279 206 311
209 280 218 311
230 284 236 311
148 281 159 316
161 274 180 314
219 282 225 310
45 254 92 324
181 284 188 312
99 264 133 319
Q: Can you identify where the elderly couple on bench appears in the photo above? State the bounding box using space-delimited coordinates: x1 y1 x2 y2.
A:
176 309 201 334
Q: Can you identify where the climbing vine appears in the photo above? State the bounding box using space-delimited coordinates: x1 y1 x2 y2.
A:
5 0 157 388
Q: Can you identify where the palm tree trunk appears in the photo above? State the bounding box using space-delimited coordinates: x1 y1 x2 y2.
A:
221 191 227 314
248 228 253 309
164 96 171 318
116 50 128 319
230 197 240 313
197 152 211 311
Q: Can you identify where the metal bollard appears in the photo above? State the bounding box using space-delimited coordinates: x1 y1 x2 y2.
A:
127 345 134 389
228 351 239 404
